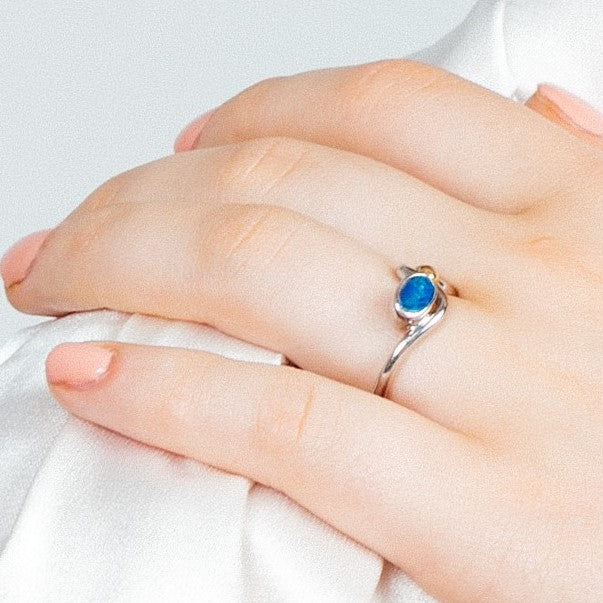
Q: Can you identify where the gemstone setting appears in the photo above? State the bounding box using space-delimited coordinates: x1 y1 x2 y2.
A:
397 274 436 315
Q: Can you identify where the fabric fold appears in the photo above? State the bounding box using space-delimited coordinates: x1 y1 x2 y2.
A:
412 0 517 97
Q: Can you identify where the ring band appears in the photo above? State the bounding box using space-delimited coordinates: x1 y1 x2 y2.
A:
373 265 457 398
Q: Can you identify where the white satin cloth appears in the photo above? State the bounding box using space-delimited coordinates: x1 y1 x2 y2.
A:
1 1 602 601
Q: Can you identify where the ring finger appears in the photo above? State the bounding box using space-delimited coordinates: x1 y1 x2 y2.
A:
5 140 516 438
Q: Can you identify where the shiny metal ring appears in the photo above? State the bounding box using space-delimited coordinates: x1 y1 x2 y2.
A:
373 265 458 398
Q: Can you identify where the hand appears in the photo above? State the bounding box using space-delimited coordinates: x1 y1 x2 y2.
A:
2 61 602 601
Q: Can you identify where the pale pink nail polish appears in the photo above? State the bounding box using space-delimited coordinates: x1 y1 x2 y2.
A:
0 229 52 288
174 109 216 153
46 343 114 389
538 84 603 136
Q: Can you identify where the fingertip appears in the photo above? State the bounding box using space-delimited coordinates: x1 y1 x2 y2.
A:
174 110 216 153
537 84 603 137
46 342 116 391
1 229 52 289
526 84 603 143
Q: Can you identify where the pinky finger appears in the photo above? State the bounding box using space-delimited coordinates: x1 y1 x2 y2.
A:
45 341 486 600
526 84 603 148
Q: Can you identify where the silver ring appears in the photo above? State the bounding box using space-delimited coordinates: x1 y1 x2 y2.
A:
373 265 457 398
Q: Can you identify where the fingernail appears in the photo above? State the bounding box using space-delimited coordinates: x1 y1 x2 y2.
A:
174 109 216 153
537 84 603 136
1 229 52 288
46 343 114 390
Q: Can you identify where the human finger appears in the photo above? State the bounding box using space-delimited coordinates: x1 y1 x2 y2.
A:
177 60 597 213
525 84 603 149
74 139 504 290
46 340 490 602
3 155 512 438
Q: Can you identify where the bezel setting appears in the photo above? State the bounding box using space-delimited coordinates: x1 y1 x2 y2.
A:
374 264 455 398
394 272 438 321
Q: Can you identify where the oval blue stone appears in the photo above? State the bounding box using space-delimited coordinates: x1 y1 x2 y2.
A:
398 275 435 312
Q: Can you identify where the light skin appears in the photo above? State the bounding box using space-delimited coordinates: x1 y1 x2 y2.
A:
2 60 602 601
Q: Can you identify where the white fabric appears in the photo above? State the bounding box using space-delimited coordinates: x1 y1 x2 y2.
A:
1 1 601 601
412 0 603 110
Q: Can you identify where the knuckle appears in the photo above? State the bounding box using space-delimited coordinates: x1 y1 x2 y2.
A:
251 370 323 477
203 201 303 284
335 59 449 121
60 202 134 262
235 76 286 109
152 358 194 431
214 136 313 201
83 171 132 211
155 353 221 441
518 232 569 268
222 76 287 138
516 158 603 280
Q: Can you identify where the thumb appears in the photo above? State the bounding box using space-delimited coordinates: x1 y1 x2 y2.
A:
525 84 603 149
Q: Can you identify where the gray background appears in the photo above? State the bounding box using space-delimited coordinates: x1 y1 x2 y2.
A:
1 0 477 343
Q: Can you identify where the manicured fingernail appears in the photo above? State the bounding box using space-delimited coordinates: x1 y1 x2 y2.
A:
537 84 603 136
1 229 52 288
174 109 216 152
46 343 114 390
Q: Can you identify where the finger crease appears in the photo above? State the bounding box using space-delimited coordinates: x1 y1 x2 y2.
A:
258 147 313 203
296 382 317 443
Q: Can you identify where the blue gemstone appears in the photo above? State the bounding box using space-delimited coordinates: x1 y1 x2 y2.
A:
398 275 435 312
